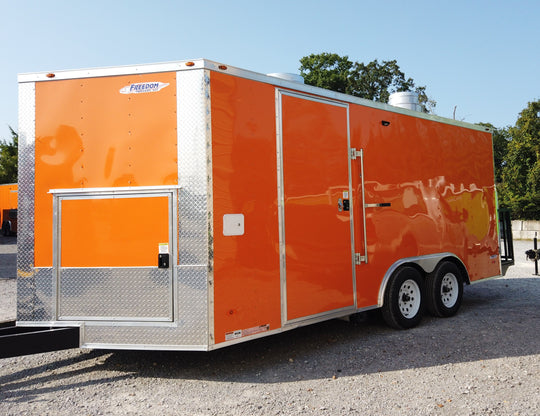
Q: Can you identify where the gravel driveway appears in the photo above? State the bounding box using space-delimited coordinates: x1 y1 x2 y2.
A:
0 237 538 415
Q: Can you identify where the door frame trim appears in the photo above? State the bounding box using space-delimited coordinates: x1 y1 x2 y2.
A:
51 186 178 323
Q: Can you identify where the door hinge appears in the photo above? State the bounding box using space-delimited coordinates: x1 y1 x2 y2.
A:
350 148 362 160
355 253 366 265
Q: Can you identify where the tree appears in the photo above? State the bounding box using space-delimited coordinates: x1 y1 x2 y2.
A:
499 100 540 219
476 122 510 184
299 52 436 112
299 53 355 95
0 126 18 184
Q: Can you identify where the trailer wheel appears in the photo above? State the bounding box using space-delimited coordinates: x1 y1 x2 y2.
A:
382 266 424 329
425 261 463 317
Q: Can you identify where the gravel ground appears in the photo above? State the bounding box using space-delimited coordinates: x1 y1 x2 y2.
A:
0 236 538 415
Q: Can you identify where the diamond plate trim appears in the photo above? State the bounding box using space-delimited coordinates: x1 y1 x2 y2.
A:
17 82 38 322
82 266 208 346
176 69 210 344
17 268 54 322
177 69 211 267
58 268 172 320
34 267 54 320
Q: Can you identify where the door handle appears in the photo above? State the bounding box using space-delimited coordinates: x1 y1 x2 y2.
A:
365 203 391 208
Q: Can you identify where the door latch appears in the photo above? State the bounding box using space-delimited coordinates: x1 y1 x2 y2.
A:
355 253 367 264
338 198 350 212
158 253 170 269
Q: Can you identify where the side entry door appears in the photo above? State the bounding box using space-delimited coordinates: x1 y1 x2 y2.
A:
278 91 356 323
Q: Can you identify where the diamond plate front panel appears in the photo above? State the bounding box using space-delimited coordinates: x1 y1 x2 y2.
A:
59 268 172 320
18 68 212 349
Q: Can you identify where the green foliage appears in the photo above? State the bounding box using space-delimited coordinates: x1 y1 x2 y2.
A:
498 100 540 219
299 53 355 95
0 126 18 184
414 85 437 115
299 52 436 112
477 122 510 183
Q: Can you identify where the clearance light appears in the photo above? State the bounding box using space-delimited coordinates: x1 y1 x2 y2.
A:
185 61 195 67
218 65 228 70
46 73 56 78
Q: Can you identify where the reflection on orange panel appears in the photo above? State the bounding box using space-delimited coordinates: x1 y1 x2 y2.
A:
35 72 177 267
60 196 169 268
348 105 500 307
210 72 281 343
282 94 354 320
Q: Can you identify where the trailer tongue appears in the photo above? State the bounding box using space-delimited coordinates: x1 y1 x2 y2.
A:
0 321 79 359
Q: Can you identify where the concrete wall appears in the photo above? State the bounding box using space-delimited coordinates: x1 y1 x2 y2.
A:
512 220 540 240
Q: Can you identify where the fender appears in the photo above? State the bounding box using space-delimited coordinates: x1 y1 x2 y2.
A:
377 253 469 306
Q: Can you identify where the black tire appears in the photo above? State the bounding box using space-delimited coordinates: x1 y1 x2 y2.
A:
425 261 464 317
382 266 424 329
2 222 9 237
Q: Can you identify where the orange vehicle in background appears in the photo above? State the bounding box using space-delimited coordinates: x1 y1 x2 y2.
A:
13 59 509 351
0 183 17 236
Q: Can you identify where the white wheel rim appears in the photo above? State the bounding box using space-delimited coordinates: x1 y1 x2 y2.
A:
440 273 459 308
398 279 421 318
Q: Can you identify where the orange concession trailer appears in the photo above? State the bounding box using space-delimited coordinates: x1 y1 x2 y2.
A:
0 183 17 235
15 59 501 351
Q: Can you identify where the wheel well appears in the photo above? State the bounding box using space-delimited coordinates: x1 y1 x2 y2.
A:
378 253 470 306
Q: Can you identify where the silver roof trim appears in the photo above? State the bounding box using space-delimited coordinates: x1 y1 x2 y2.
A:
18 58 491 133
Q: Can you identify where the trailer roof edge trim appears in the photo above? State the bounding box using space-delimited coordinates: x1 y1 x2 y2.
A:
17 58 490 133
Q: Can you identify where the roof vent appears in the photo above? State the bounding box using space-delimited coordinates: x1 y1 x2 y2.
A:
267 72 304 84
388 92 423 112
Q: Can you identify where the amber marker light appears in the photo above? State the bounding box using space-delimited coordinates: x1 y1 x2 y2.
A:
46 73 56 78
185 61 195 67
218 65 228 70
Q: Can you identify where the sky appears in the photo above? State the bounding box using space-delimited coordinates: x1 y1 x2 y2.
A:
0 0 538 141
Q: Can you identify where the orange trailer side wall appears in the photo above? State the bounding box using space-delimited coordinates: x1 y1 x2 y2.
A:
210 72 281 343
0 184 18 224
34 72 178 267
349 105 500 307
209 73 500 340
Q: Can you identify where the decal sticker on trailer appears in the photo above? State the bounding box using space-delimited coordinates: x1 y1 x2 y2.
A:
158 243 169 254
225 330 242 341
119 82 169 94
225 324 270 341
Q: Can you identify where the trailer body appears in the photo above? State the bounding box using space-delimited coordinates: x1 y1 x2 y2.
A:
16 60 501 351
